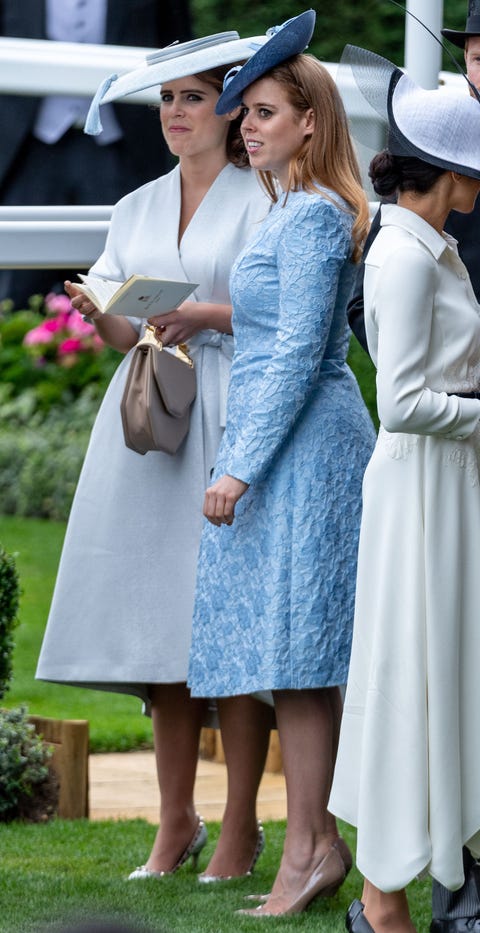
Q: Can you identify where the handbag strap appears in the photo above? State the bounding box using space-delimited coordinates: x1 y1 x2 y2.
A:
138 325 194 369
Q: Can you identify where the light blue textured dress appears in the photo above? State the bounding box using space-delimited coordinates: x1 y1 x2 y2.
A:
188 188 376 698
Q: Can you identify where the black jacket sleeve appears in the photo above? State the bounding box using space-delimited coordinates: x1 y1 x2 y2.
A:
347 206 381 356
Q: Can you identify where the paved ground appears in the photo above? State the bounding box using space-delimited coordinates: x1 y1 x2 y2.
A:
89 751 287 823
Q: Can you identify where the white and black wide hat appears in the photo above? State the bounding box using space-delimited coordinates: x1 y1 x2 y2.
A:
442 0 480 49
340 44 480 181
84 30 270 135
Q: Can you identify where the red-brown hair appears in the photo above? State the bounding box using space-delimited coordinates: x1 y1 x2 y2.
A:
255 54 369 261
192 65 248 168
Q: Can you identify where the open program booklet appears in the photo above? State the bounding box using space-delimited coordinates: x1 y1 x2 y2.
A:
75 273 198 318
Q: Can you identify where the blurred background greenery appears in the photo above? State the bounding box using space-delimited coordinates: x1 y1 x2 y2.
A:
192 0 470 70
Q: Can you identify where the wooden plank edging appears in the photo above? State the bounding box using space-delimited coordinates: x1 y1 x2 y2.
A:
29 716 89 819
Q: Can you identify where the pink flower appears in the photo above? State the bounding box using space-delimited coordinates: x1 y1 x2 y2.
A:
23 322 56 345
58 337 83 355
68 308 95 335
23 299 105 355
43 315 68 332
45 292 74 314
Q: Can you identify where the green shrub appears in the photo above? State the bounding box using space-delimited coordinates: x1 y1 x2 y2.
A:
0 706 57 822
0 436 26 517
15 430 85 520
0 551 57 822
0 545 20 699
0 392 99 520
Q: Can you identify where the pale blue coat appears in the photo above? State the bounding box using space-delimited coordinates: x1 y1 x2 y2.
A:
188 188 375 698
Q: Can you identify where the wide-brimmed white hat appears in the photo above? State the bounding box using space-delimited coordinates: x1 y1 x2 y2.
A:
84 31 269 136
340 44 480 181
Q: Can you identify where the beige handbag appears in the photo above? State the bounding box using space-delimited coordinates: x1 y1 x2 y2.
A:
120 325 196 456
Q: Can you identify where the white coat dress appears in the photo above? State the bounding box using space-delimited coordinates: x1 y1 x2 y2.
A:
329 204 480 893
36 163 269 706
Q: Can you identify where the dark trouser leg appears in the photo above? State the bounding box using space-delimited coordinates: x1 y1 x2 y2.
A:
430 848 480 932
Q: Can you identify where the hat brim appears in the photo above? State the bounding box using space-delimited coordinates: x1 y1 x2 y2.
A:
391 71 480 180
340 45 480 182
441 28 476 49
100 34 269 105
215 9 316 115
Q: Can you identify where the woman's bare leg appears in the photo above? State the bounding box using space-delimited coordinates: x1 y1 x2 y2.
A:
361 879 417 933
200 695 271 878
253 688 345 914
143 682 207 872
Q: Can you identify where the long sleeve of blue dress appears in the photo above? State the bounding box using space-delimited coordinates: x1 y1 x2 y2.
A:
223 193 354 485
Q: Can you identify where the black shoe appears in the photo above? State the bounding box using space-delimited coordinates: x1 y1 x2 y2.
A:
346 899 376 932
430 920 480 932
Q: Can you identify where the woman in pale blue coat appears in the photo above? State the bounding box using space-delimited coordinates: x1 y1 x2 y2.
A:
188 12 375 918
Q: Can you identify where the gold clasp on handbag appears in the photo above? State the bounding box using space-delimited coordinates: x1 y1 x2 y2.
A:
140 324 194 368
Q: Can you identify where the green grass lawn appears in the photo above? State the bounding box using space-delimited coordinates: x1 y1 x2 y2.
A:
0 818 431 933
0 515 153 752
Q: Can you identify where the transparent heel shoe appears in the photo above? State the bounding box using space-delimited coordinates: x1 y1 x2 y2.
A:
128 815 207 880
198 819 265 884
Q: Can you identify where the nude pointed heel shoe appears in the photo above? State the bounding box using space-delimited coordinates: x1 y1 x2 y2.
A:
244 834 352 905
237 842 346 917
333 836 353 876
128 816 207 880
198 820 265 884
346 899 376 933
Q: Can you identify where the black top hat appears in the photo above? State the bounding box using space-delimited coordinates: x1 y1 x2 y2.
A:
442 0 480 48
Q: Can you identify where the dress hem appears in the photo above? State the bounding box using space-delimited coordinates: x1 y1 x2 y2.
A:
189 676 347 698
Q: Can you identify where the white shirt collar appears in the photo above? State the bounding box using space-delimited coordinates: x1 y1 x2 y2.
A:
380 202 454 260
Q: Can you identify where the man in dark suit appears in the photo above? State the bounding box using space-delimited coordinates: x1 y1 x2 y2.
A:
348 5 480 931
0 0 192 306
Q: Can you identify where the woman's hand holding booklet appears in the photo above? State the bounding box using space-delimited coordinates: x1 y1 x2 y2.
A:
75 273 198 318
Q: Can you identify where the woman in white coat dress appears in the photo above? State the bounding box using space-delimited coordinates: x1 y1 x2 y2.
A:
36 34 273 881
329 48 480 933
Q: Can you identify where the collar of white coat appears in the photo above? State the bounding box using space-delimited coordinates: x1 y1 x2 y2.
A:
379 202 455 261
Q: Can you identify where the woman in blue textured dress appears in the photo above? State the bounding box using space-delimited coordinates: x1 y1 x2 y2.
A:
187 11 376 917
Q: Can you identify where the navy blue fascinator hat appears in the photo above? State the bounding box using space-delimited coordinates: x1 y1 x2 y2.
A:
215 9 316 115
